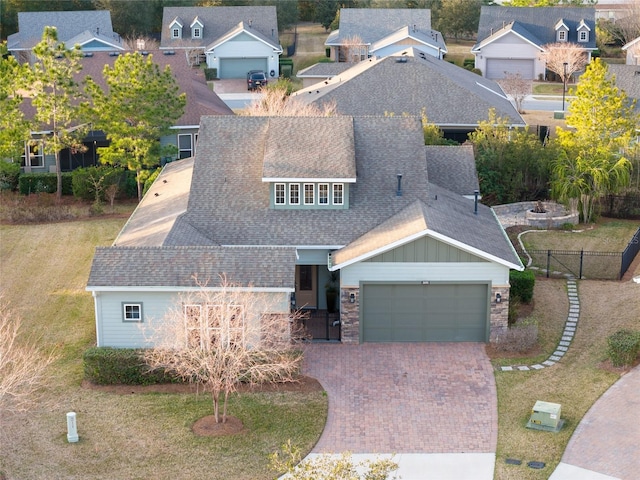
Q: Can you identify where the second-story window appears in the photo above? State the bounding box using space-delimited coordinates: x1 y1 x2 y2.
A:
333 184 344 205
304 184 314 205
289 184 300 205
318 183 329 205
275 183 285 205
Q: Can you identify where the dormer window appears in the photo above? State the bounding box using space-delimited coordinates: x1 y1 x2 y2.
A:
555 19 569 43
558 30 567 42
170 18 183 39
579 30 588 42
191 17 204 40
271 182 348 209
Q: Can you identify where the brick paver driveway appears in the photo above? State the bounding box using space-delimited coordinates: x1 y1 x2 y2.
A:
303 343 497 454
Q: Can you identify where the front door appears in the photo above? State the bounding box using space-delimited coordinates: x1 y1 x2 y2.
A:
296 265 317 309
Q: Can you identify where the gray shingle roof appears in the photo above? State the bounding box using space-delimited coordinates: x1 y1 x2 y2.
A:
328 8 432 45
7 10 123 51
296 62 354 79
474 6 596 50
262 117 356 181
87 246 296 288
291 48 525 128
425 145 480 197
160 6 280 50
607 64 640 112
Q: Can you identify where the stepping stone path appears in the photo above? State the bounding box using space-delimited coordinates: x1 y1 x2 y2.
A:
500 277 578 372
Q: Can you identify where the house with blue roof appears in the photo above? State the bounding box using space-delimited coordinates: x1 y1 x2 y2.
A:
473 6 596 80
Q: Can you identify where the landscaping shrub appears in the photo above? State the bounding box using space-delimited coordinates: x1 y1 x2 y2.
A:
606 329 640 367
83 347 178 385
0 161 20 191
72 166 125 201
19 173 73 196
510 269 535 303
204 68 217 80
463 58 475 68
495 319 538 353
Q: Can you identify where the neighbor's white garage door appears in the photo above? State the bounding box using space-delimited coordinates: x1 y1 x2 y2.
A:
486 58 535 80
219 58 269 79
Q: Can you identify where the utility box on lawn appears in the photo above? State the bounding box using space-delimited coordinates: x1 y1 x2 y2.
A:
526 400 564 432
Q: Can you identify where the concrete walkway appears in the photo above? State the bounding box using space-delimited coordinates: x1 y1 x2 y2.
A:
549 364 640 480
302 343 497 479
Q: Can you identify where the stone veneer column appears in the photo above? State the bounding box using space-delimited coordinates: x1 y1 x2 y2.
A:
490 285 510 343
339 287 360 343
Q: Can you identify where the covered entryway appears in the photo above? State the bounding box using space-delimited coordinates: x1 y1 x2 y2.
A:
361 283 488 342
219 57 268 78
486 58 534 79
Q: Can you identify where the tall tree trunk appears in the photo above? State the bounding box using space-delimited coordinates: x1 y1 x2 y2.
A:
212 390 220 423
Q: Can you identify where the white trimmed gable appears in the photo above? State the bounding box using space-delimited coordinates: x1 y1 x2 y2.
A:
170 17 183 39
190 16 204 39
577 19 590 43
555 19 569 42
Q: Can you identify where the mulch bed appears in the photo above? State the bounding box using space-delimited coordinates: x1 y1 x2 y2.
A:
81 375 324 395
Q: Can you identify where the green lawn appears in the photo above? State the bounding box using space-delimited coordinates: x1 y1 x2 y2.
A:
0 208 327 480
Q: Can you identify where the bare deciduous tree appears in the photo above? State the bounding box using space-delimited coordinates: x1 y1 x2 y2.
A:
142 278 304 424
540 42 588 84
599 0 640 46
243 84 337 117
498 73 532 113
0 300 55 415
340 35 365 63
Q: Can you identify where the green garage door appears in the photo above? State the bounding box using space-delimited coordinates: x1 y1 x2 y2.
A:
219 58 268 79
362 283 488 342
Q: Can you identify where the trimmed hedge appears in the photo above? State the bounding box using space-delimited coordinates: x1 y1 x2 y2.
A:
606 329 640 367
510 269 535 303
19 172 73 196
83 347 178 385
71 166 126 201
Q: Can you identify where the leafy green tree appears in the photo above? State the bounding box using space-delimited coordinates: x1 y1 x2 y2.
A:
315 0 340 31
31 26 87 199
85 52 186 201
553 59 637 223
436 0 481 39
421 111 457 145
0 41 31 162
470 109 556 205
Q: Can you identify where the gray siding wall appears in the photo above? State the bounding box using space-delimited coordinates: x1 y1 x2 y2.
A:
93 289 290 348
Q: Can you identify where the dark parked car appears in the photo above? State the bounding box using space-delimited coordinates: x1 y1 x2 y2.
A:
247 70 268 90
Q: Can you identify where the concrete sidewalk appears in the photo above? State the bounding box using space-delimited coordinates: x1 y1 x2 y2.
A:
549 364 640 480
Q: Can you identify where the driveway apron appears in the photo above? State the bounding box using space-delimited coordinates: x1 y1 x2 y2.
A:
303 343 497 454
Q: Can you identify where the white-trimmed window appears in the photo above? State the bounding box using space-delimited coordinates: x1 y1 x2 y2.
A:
318 183 329 205
172 27 181 39
21 141 44 168
192 27 201 39
332 183 344 205
123 303 143 322
558 30 566 41
178 133 194 159
304 183 315 205
289 183 300 205
183 304 245 350
275 183 285 205
579 30 588 42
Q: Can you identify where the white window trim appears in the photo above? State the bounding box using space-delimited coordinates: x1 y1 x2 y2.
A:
172 27 181 39
177 133 193 158
578 30 588 42
304 183 315 205
183 303 245 350
558 30 567 42
192 27 201 39
289 183 300 205
122 303 143 322
275 183 286 205
318 183 329 205
332 183 344 205
22 140 44 168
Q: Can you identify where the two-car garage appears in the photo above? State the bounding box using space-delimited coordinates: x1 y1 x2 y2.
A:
361 283 489 342
485 58 535 80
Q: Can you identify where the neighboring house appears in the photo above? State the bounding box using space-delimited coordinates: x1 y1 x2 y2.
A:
291 48 526 142
17 50 233 174
159 6 282 79
87 115 523 348
622 36 640 65
325 8 446 62
607 64 640 114
7 10 126 62
595 1 637 23
473 6 596 80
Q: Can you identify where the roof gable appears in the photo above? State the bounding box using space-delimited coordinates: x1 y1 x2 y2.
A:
206 21 282 52
330 8 432 45
475 6 596 50
291 49 524 127
160 6 280 50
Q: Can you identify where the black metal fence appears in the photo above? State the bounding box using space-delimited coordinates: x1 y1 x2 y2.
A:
526 249 623 279
621 227 640 278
